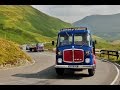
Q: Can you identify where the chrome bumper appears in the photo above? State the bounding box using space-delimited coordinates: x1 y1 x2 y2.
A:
55 65 95 69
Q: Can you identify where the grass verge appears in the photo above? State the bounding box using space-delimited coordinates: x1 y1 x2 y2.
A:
0 38 33 69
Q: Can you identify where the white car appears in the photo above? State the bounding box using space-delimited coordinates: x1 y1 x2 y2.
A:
36 43 44 52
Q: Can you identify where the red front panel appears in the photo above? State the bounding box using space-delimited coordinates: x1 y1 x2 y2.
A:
74 50 84 62
63 50 73 62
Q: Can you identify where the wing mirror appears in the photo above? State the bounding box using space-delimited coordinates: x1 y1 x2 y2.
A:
52 41 55 46
94 40 97 44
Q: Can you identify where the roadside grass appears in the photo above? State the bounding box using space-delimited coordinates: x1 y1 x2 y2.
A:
93 35 120 64
0 38 32 68
44 42 56 51
96 53 120 65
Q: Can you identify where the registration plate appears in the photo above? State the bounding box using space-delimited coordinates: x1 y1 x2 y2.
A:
68 65 78 68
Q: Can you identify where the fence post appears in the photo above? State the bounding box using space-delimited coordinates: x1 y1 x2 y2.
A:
116 51 119 60
107 51 109 60
100 50 119 60
100 50 101 57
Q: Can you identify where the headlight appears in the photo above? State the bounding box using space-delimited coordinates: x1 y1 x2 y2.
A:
85 58 90 63
58 58 62 63
85 51 90 56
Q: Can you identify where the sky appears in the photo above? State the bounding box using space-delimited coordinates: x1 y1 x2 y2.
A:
32 5 120 23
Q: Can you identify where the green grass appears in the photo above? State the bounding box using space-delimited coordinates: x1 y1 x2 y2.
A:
44 42 57 51
96 52 120 64
0 5 72 44
92 35 120 50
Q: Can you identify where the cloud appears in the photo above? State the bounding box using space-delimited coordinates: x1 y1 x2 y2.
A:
32 5 120 23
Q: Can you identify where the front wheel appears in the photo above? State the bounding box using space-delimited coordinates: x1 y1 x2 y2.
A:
55 68 64 75
88 68 95 76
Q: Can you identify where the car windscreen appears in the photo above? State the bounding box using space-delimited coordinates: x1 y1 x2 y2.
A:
57 33 72 47
74 33 90 46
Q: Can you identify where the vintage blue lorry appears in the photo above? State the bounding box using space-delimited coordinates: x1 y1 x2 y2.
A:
54 27 97 76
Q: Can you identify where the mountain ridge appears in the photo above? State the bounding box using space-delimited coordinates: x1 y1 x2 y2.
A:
73 13 120 41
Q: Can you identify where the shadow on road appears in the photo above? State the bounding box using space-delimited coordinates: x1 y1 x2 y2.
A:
26 50 41 53
12 65 89 80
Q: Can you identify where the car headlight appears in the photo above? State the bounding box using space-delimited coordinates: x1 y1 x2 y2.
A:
85 51 90 56
58 58 62 63
85 58 90 63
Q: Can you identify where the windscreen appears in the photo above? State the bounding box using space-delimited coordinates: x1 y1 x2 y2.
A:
57 33 72 46
74 33 90 46
57 32 90 47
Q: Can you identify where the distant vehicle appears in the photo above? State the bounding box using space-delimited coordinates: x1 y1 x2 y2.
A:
54 27 97 76
26 44 30 50
27 43 44 52
36 43 44 52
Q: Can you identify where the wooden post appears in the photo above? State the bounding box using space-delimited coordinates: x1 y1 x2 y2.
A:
116 51 119 60
107 51 109 60
100 50 101 57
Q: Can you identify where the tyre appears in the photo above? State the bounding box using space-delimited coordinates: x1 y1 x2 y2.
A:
88 68 95 76
55 68 64 75
34 48 37 52
30 48 32 52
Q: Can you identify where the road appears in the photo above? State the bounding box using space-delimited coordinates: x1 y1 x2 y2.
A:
0 51 120 85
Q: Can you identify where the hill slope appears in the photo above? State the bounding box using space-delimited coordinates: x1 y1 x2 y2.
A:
92 35 120 50
73 14 120 41
0 5 72 44
0 38 32 67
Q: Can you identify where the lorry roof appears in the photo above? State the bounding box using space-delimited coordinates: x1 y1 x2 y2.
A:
59 27 90 33
59 29 90 34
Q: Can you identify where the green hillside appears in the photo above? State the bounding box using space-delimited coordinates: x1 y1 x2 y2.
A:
111 40 120 45
0 5 72 44
92 35 120 50
92 35 109 49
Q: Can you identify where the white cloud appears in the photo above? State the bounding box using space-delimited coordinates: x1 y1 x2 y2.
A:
32 5 120 23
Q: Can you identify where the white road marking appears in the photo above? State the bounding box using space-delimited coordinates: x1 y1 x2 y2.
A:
100 59 120 85
110 63 120 85
115 63 120 67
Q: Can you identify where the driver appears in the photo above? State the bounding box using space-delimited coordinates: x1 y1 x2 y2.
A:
82 34 87 45
61 35 70 45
